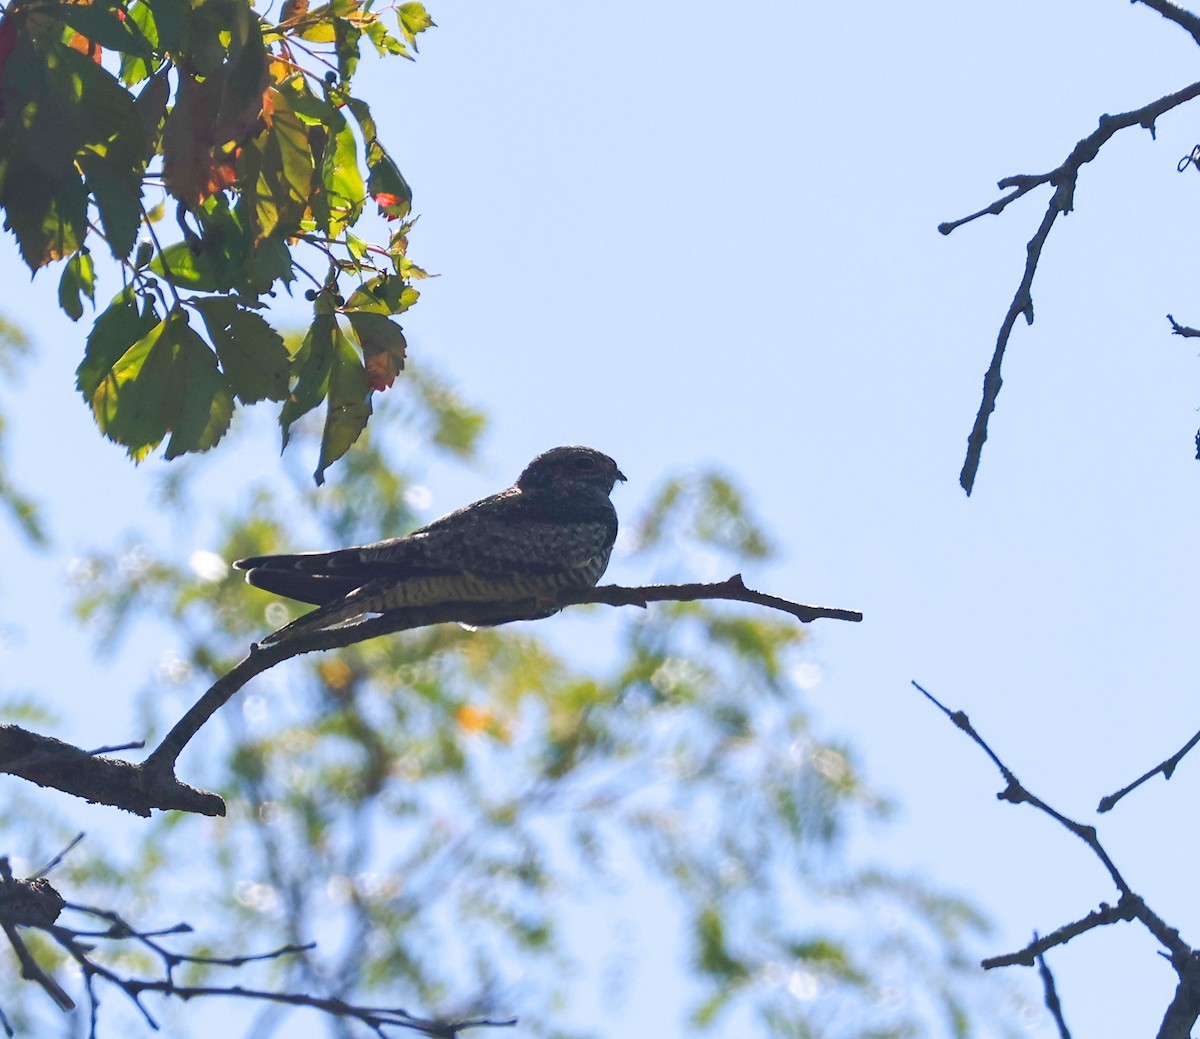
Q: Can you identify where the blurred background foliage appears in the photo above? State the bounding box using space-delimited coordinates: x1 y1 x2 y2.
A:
0 358 1024 1037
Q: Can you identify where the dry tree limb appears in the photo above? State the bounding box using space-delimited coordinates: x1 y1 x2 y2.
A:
0 725 222 817
914 680 1200 1039
941 56 1200 493
2 578 860 818
148 575 861 773
0 857 73 1012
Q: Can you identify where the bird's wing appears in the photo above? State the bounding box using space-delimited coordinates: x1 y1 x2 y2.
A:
239 566 365 606
235 488 617 607
326 492 617 577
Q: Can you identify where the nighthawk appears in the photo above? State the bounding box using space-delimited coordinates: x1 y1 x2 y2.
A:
235 445 626 644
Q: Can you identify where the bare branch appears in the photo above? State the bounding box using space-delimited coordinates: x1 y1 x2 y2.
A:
1036 945 1072 1039
12 889 519 1039
147 576 860 775
1133 0 1200 46
0 719 224 811
0 857 74 1011
981 899 1138 968
1167 313 1200 338
1097 723 1200 812
943 79 1200 494
912 681 1192 965
0 724 224 818
1 578 857 817
1160 952 1200 1039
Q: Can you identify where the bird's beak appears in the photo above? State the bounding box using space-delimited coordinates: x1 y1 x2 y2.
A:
615 468 627 483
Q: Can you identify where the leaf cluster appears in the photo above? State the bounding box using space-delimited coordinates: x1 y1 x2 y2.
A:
0 0 433 480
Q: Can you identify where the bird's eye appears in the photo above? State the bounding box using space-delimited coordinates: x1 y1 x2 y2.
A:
574 457 596 471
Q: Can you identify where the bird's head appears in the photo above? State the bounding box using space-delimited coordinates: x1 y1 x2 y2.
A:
517 446 627 497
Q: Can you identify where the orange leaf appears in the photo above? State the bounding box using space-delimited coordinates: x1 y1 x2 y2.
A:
455 704 491 733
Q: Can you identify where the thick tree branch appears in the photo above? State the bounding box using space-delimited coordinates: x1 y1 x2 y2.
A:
1133 0 1200 46
1161 952 1200 1039
0 725 223 818
0 858 73 1012
942 79 1200 494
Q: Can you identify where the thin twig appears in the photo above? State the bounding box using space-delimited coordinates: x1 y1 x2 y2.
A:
1035 943 1072 1039
28 896 517 1038
981 899 1138 968
1167 313 1200 338
1097 723 1200 812
32 833 84 879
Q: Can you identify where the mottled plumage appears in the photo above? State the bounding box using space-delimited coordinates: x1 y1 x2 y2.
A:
236 446 626 643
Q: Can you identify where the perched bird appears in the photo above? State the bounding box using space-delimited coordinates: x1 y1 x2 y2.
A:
236 445 626 644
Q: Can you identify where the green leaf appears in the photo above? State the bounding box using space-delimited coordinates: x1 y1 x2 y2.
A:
364 20 408 57
193 296 290 403
397 2 435 47
250 231 296 290
153 194 254 291
151 241 222 290
693 906 748 984
58 251 96 323
320 116 365 236
78 152 143 261
89 311 174 458
315 322 371 484
244 87 313 240
343 274 418 315
77 287 160 400
88 309 234 460
120 0 161 84
333 9 362 80
0 31 146 267
366 152 411 219
141 0 186 60
221 0 270 110
277 74 337 125
346 96 411 218
133 69 171 152
163 319 234 458
47 0 156 59
280 310 335 447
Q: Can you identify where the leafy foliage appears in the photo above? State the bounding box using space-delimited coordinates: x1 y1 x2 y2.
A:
0 0 433 480
0 320 45 543
47 378 1026 1038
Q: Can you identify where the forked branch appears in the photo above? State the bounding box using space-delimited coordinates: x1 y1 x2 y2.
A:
2 577 861 818
944 78 1200 494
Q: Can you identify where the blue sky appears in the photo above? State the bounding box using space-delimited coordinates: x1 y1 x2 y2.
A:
4 2 1200 1036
